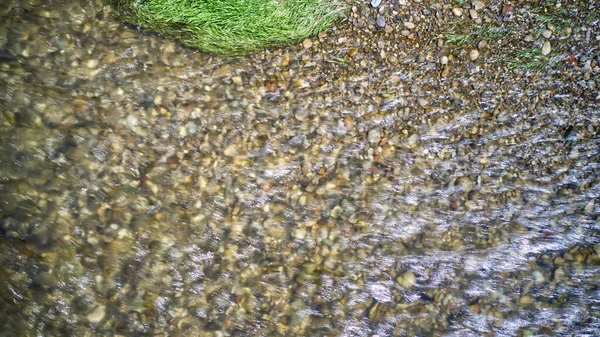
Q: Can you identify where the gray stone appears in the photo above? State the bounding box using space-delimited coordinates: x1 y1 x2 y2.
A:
583 60 593 73
404 22 416 29
371 0 382 8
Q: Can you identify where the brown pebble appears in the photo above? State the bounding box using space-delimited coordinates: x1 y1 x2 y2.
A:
502 5 514 16
281 53 290 67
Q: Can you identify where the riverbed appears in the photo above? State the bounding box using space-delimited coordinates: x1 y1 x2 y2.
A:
1 0 599 336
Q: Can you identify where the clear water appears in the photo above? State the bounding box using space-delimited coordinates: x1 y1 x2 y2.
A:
1 0 599 336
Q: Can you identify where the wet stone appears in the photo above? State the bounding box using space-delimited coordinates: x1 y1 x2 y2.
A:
542 40 551 55
1 0 600 336
35 272 58 289
469 49 480 61
368 128 381 144
86 305 106 323
502 5 515 16
472 1 484 10
397 271 416 288
371 0 382 8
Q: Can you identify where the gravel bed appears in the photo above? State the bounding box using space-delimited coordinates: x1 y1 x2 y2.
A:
1 0 599 336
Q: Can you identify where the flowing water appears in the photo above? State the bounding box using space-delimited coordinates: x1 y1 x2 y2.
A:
1 0 599 336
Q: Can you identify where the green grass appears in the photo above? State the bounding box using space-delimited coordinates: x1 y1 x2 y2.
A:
504 47 548 71
442 20 514 47
112 0 346 56
584 12 598 22
535 14 569 33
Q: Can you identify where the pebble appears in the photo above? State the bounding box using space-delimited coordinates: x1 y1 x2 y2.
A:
86 59 99 68
542 30 552 39
541 40 551 55
368 128 381 144
533 270 545 283
86 305 106 323
452 8 463 17
2 1 599 336
376 16 386 28
389 74 400 86
36 272 58 289
331 205 343 218
583 60 593 73
519 295 534 305
224 144 238 157
397 271 416 288
232 75 243 85
472 1 485 10
469 49 480 61
502 5 515 16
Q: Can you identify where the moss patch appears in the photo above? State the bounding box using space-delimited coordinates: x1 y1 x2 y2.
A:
112 0 346 56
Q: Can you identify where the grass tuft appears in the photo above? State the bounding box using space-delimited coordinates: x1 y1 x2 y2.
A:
442 20 514 47
504 47 548 71
535 14 569 33
112 0 346 56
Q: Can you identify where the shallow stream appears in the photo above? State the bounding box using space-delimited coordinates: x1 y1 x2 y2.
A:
1 0 599 336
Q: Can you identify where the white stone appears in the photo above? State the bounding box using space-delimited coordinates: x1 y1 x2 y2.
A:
533 271 545 283
469 49 480 61
86 59 99 68
368 128 381 144
472 1 485 10
541 41 551 55
371 0 382 8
